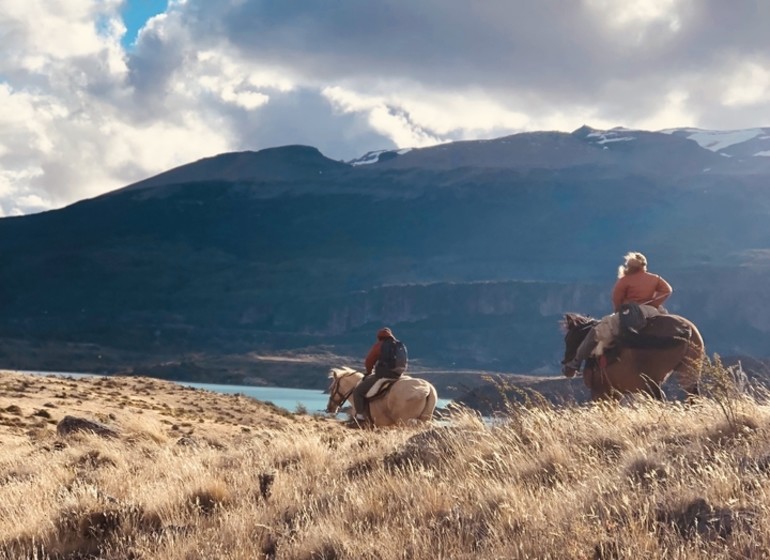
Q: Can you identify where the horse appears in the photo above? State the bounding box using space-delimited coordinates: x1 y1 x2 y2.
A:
561 313 705 401
326 366 438 427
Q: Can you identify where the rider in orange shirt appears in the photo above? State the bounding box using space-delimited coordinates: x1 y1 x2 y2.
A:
611 254 672 311
564 252 672 371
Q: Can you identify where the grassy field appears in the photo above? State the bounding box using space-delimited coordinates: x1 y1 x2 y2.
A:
1 366 768 559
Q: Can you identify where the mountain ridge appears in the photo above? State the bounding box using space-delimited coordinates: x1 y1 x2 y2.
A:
350 125 770 175
105 125 770 199
116 145 350 193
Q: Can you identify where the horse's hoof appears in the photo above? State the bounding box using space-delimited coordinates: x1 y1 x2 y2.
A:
562 366 576 378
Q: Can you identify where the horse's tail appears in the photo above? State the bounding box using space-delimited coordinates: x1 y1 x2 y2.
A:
418 383 438 422
676 321 705 396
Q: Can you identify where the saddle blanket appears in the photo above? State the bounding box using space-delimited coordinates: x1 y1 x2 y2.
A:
366 375 411 398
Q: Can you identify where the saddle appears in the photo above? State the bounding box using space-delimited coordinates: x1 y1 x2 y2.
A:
590 315 692 369
620 314 692 349
365 376 407 399
362 376 408 423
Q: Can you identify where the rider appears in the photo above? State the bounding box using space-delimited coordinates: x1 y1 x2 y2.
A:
611 251 672 313
351 327 402 424
564 252 673 371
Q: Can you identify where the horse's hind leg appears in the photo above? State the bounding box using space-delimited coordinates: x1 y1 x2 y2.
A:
418 387 438 422
677 327 704 399
676 365 700 401
676 360 702 400
641 375 664 400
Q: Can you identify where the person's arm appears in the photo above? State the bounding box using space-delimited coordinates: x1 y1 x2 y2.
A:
364 342 380 375
611 278 626 312
651 275 673 307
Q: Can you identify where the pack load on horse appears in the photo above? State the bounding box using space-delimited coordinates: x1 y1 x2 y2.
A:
561 312 704 400
326 366 438 427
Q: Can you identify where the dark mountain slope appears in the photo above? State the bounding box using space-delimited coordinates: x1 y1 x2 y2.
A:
117 145 350 192
2 132 770 387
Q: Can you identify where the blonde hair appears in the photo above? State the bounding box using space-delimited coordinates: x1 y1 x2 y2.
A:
618 251 647 278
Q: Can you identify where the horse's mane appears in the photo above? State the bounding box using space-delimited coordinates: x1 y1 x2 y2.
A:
328 366 360 378
561 313 598 332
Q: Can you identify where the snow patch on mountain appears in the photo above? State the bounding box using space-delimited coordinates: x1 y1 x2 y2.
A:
586 129 637 145
348 148 412 166
662 128 766 152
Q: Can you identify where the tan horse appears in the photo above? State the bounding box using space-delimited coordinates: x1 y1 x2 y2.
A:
326 367 438 427
561 313 705 401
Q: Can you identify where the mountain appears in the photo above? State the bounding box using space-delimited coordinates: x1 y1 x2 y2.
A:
2 126 770 392
118 145 350 191
351 125 770 176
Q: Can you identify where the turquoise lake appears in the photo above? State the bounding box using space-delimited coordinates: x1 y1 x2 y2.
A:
17 370 450 414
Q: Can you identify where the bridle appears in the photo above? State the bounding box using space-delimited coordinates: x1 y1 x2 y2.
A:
327 371 358 412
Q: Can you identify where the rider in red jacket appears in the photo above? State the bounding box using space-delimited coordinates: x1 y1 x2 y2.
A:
364 327 395 374
352 327 397 424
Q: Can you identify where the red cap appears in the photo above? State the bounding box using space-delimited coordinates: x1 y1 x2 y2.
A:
377 327 394 340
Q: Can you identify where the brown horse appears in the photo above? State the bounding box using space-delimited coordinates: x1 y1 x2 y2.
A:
561 313 704 400
326 367 437 427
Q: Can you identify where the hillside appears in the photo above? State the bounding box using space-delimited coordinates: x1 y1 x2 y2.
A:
2 127 770 387
2 369 769 559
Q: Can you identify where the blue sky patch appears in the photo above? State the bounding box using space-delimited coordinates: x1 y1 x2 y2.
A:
120 0 168 48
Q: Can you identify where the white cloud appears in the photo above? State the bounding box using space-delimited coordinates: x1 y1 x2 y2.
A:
2 0 770 215
0 0 123 62
635 89 696 131
587 0 683 31
722 61 770 107
323 86 443 148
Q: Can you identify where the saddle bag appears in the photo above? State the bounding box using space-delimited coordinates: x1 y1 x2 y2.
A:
619 302 647 334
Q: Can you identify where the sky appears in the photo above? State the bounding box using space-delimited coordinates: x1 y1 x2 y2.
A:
1 0 770 215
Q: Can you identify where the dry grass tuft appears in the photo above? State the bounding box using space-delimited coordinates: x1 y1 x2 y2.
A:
656 496 757 542
74 449 118 470
588 436 628 462
626 456 669 486
187 481 232 515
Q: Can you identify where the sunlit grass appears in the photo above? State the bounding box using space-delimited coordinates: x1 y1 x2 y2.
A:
1 366 769 559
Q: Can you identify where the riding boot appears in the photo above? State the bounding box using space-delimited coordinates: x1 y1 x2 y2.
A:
565 329 597 370
351 374 378 420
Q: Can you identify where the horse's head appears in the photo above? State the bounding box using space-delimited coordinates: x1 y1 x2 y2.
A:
561 313 597 377
326 367 362 413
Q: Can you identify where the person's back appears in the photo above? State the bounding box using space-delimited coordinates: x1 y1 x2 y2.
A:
612 253 672 311
364 327 397 375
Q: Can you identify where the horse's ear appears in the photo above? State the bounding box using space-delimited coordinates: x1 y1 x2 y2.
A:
328 368 339 379
563 313 578 328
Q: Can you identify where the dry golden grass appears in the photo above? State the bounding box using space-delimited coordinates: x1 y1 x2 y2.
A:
1 367 770 559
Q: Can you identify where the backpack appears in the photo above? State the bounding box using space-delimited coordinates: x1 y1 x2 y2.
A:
378 338 408 375
619 302 647 334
